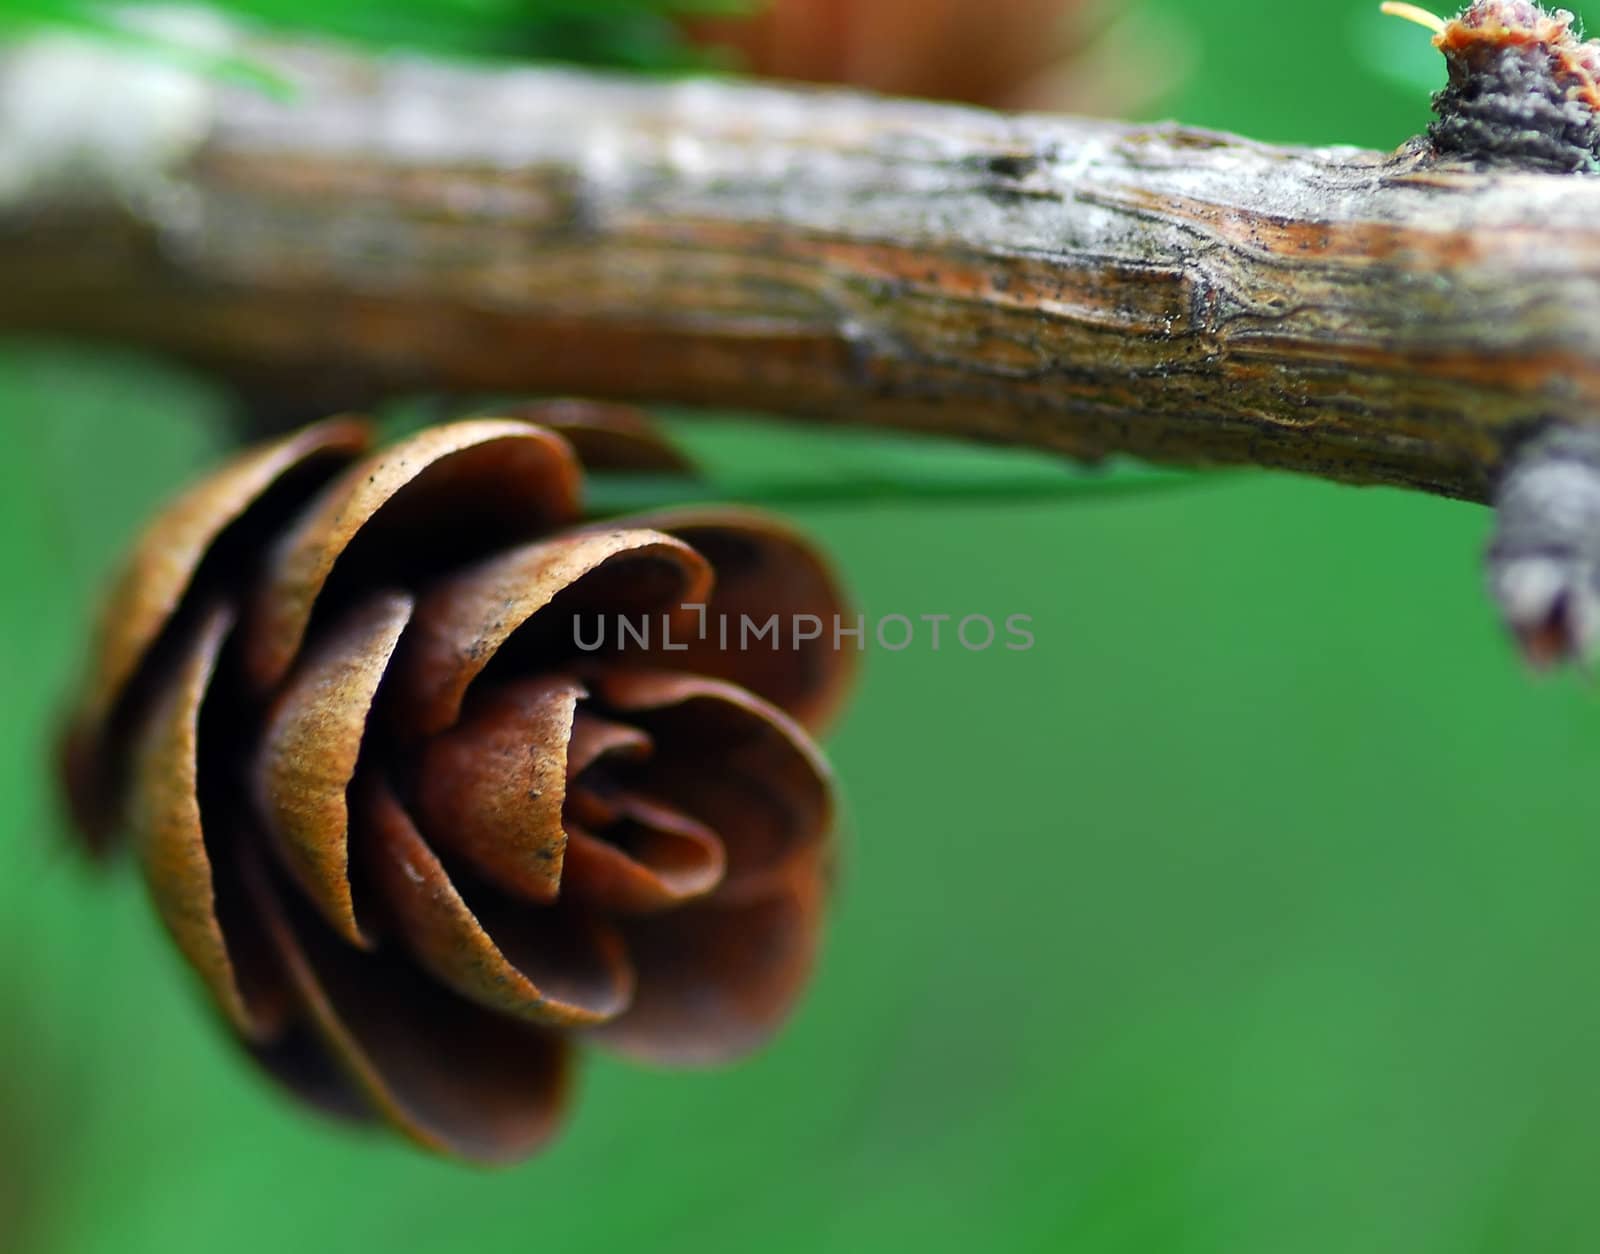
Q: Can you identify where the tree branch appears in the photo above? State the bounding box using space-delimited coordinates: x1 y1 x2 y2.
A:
5 34 1600 501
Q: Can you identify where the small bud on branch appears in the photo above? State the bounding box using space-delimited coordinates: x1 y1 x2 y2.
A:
1487 426 1600 667
1386 1 1600 171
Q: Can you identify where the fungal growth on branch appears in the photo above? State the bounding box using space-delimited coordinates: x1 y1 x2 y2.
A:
57 405 854 1163
1386 1 1600 170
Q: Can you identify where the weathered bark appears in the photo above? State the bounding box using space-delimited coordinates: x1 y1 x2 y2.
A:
5 38 1600 501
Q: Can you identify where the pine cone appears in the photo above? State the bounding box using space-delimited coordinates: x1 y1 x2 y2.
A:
57 404 854 1163
682 0 1141 113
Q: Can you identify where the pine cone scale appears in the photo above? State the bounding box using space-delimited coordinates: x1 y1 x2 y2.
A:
592 843 830 1067
361 775 637 1027
597 509 858 734
521 399 698 475
562 793 727 912
244 420 584 694
131 602 271 1039
586 669 834 900
255 591 415 950
412 675 586 903
393 528 715 738
243 844 574 1162
63 417 373 849
566 708 652 776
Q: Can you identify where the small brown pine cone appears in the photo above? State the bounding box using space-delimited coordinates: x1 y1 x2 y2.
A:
682 0 1138 113
57 404 855 1163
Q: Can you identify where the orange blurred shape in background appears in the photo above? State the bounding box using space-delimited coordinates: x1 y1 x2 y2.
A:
684 0 1179 115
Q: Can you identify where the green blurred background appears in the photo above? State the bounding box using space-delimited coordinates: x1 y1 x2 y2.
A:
7 2 1600 1251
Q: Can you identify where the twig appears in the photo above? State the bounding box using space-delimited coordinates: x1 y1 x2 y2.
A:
5 32 1600 502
